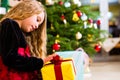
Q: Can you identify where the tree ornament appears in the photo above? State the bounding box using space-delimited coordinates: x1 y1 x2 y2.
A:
76 11 82 17
50 24 54 30
72 12 79 22
94 44 101 52
81 13 87 21
61 14 67 24
58 1 63 5
87 34 93 41
73 0 81 7
55 34 60 42
46 0 54 5
88 23 93 28
64 2 71 7
52 42 60 51
93 23 98 29
63 19 67 24
96 19 101 25
87 34 92 38
56 34 60 38
88 18 93 24
76 32 82 40
61 14 65 20
84 21 87 28
55 39 60 43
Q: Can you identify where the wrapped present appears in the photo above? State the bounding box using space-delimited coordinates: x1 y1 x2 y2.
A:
41 55 76 80
56 51 84 80
101 38 120 52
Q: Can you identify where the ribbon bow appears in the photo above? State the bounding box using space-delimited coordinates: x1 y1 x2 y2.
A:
50 55 61 65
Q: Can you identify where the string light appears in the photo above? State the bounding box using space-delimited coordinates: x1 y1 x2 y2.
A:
90 0 95 3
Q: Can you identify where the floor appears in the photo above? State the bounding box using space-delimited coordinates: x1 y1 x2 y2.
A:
84 55 120 80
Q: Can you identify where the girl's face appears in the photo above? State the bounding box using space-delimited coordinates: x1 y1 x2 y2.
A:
20 11 45 32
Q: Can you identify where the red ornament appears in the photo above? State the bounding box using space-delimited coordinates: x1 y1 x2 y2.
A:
94 44 101 52
76 11 82 17
88 18 93 24
61 15 65 20
96 19 101 25
58 1 63 5
52 42 60 51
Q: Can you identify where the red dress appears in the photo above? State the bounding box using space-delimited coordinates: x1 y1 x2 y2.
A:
0 46 40 80
0 58 39 80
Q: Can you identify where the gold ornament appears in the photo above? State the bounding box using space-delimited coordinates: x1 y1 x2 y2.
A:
87 34 93 41
87 38 93 42
72 13 79 22
50 24 54 30
87 34 92 38
55 34 60 43
56 34 60 38
55 39 60 43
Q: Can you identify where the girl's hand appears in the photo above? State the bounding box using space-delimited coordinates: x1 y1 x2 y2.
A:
42 53 58 64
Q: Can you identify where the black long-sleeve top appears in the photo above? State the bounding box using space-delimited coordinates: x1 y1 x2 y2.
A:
0 18 44 72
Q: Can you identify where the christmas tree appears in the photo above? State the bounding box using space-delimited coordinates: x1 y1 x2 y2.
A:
1 0 107 56
42 0 107 56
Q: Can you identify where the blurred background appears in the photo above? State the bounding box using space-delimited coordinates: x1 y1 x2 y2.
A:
0 0 120 80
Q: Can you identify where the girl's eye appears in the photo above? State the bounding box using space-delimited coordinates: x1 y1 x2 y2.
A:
37 19 40 22
37 17 41 22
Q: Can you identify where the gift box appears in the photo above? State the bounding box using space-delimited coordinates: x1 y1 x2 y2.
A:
41 58 76 80
56 51 84 80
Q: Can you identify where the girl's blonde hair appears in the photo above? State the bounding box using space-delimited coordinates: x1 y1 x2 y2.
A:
0 0 47 58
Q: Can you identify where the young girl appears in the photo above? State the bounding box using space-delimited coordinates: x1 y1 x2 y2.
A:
0 0 57 80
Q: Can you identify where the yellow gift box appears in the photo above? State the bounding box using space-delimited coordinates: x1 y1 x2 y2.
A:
41 59 75 80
